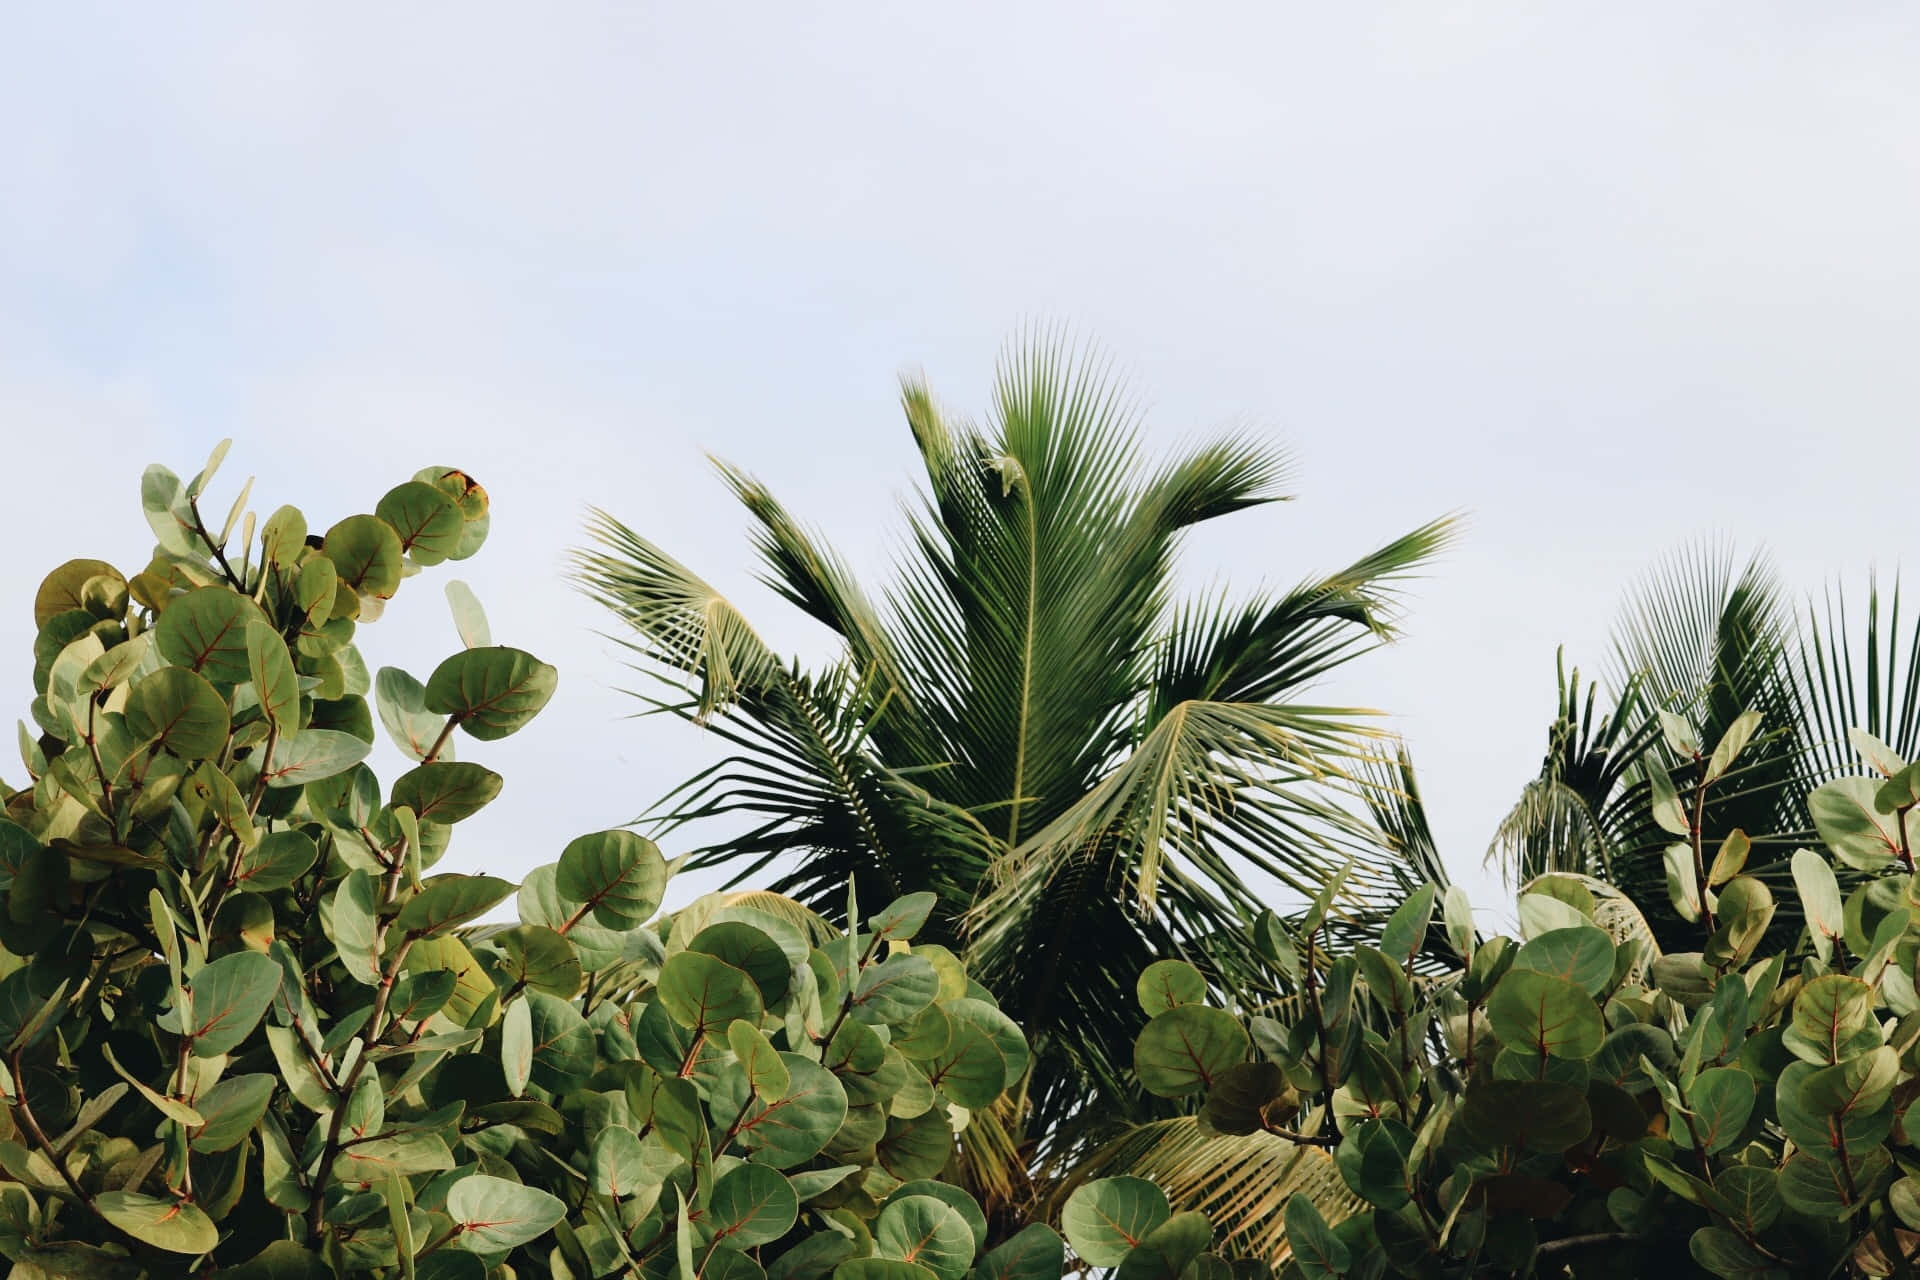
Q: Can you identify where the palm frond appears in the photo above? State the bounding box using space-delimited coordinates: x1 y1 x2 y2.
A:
709 460 913 706
574 511 784 719
1051 1117 1363 1263
1797 575 1920 781
1150 518 1459 719
973 700 1381 919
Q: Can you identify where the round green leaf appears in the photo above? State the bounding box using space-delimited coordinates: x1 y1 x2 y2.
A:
887 1182 986 1254
526 989 596 1092
834 1263 936 1280
1135 959 1206 1016
125 666 230 760
1486 969 1605 1060
396 874 516 937
1789 974 1879 1064
734 1053 848 1168
415 465 488 519
1455 1080 1592 1153
323 514 404 601
556 830 666 929
190 1073 277 1153
1803 1044 1900 1120
1513 926 1615 996
1813 776 1911 870
1061 1177 1171 1268
878 1110 953 1181
1134 1005 1248 1097
893 1003 954 1061
262 729 372 788
945 998 1029 1083
35 559 124 628
376 481 466 566
1715 1165 1782 1236
1689 1226 1775 1279
728 1019 791 1097
923 1023 1007 1109
876 1194 975 1280
657 951 762 1033
481 925 583 998
330 869 382 986
1777 1150 1861 1216
501 996 532 1097
231 829 318 894
852 954 939 1026
1282 1194 1349 1278
375 666 448 762
155 587 268 687
391 762 502 825
186 949 282 1057
707 1163 799 1250
1776 1060 1894 1156
244 620 299 732
866 892 938 944
1201 1061 1291 1136
94 1191 218 1254
424 646 558 741
971 1223 1064 1280
1113 1213 1212 1280
1687 1066 1757 1154
692 923 790 1003
447 1174 566 1252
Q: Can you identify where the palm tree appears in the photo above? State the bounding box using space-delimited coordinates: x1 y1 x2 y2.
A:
1486 543 1920 947
572 337 1455 1180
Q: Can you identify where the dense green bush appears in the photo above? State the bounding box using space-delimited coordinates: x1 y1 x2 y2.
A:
1130 709 1920 1277
0 446 1204 1280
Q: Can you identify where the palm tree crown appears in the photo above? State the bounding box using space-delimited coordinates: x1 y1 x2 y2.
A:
573 339 1455 1154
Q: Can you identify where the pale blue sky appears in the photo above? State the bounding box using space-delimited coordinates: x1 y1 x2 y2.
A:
4 4 1918 918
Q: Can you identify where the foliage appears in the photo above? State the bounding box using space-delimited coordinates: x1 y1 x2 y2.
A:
0 446 1132 1280
1487 545 1920 951
572 337 1456 1161
1123 703 1920 1277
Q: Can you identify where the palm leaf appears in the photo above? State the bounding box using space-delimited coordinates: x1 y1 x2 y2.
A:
1051 1117 1363 1263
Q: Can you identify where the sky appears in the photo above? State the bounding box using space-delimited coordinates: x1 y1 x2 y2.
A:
3 4 1918 922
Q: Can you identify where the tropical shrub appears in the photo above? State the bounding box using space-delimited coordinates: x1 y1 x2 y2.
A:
1118 706 1920 1277
0 446 1111 1280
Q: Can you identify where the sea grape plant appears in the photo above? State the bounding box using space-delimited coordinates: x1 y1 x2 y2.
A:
0 446 1175 1280
1123 708 1920 1278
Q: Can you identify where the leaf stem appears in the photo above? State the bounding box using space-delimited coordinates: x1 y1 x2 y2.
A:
306 866 414 1234
422 716 459 767
188 499 246 592
1690 767 1715 932
8 1048 96 1208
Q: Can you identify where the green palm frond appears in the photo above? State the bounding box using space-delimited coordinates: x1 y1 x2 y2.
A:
575 511 785 720
1486 651 1659 887
1797 575 1920 779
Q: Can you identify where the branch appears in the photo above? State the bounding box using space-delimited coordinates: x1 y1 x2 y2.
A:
1534 1232 1639 1261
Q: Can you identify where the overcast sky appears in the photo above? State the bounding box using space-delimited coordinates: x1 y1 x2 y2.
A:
4 5 1917 920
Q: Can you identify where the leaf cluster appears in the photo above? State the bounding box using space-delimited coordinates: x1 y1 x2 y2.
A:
0 447 1199 1280
1132 708 1920 1278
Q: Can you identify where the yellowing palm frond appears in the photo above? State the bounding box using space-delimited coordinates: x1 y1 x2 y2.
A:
1053 1117 1364 1263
